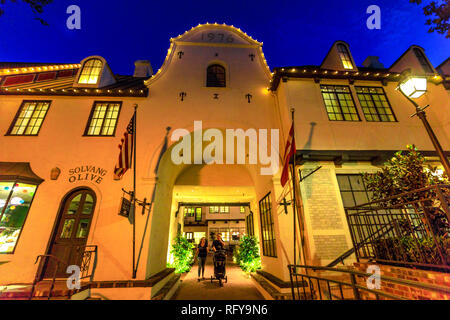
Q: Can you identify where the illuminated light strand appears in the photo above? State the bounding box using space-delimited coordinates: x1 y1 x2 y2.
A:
0 64 80 76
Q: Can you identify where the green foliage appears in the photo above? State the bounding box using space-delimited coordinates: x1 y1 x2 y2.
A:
363 145 448 202
234 235 261 272
0 0 53 25
373 235 449 265
167 234 194 273
410 0 450 38
362 145 449 267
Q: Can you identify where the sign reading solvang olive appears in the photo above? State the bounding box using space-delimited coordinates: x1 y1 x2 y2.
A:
68 165 107 184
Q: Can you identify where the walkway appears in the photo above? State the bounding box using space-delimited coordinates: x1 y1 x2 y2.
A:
171 255 264 300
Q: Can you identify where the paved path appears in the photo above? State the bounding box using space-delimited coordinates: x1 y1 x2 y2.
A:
171 255 264 300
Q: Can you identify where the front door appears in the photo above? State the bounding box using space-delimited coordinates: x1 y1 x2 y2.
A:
42 188 96 279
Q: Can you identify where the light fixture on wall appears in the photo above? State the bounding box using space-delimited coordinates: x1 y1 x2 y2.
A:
397 70 450 177
50 167 61 180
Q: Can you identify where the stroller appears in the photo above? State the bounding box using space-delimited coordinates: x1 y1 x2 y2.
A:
211 249 228 287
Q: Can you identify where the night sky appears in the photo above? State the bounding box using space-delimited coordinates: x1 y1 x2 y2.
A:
0 0 448 75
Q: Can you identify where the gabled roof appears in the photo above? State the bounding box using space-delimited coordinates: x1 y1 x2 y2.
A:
146 23 272 86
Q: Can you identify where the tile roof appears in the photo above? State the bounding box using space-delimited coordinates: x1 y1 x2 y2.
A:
0 60 149 97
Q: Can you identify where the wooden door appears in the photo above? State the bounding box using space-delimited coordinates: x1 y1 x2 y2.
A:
42 189 96 279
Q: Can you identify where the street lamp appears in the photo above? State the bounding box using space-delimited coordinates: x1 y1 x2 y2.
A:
397 71 450 177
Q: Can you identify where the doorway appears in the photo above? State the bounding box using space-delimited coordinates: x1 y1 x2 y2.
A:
41 188 96 279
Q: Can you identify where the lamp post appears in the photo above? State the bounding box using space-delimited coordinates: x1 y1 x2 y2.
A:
397 73 450 177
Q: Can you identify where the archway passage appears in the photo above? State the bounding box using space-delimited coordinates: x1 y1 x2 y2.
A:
42 188 96 279
168 165 263 299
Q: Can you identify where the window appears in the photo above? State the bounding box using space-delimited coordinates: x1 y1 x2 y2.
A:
206 64 226 87
336 174 373 208
84 102 121 136
0 181 38 253
231 228 245 241
240 206 246 213
337 44 354 69
246 211 255 237
185 232 193 241
413 48 433 73
195 207 202 222
209 206 219 213
220 228 230 242
193 232 206 245
219 206 229 213
78 59 103 84
7 101 50 136
184 207 195 217
320 85 360 121
259 192 276 257
355 87 396 122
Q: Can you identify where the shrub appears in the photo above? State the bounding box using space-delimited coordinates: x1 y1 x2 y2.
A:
235 235 261 272
168 234 194 273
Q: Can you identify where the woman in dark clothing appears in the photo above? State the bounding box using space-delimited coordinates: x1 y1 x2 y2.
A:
196 237 208 281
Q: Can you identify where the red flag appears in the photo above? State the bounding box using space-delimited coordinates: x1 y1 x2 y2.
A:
113 115 135 179
281 124 296 187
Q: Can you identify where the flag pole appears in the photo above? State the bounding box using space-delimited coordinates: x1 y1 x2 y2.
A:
290 108 297 269
132 104 138 279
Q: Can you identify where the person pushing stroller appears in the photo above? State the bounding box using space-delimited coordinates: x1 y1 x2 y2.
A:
211 233 227 286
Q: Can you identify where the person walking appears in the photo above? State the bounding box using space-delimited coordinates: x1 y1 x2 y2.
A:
196 237 208 281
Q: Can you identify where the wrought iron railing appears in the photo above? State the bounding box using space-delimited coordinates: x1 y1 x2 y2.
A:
30 244 98 299
345 184 450 271
288 264 450 300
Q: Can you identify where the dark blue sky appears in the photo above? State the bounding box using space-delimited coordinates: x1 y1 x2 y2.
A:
0 0 448 74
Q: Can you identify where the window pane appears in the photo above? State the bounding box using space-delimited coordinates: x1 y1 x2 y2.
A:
356 87 396 122
320 85 359 121
82 194 94 215
259 193 276 257
337 174 372 209
206 64 226 87
337 44 353 69
78 59 103 84
76 219 90 238
0 183 37 253
67 194 82 215
86 102 121 136
60 219 75 238
9 101 49 136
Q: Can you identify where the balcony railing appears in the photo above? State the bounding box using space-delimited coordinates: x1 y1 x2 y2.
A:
345 184 450 271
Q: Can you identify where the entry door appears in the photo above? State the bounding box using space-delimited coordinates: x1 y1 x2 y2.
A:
42 189 96 279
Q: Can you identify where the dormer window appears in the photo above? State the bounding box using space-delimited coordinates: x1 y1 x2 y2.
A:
206 64 226 87
78 59 103 84
337 44 354 69
413 48 433 73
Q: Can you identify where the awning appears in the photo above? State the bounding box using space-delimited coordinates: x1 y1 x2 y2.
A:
0 162 44 185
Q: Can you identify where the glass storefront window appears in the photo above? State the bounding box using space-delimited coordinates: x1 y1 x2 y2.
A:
0 182 37 253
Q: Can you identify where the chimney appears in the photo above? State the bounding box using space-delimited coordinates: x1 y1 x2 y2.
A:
362 56 384 69
133 60 153 77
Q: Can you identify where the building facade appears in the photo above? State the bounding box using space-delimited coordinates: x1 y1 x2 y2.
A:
0 24 448 299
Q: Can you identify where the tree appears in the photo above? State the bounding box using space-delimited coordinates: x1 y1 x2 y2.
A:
0 0 53 25
234 235 261 272
363 144 448 202
410 0 450 38
363 145 449 265
168 234 194 273
363 144 449 237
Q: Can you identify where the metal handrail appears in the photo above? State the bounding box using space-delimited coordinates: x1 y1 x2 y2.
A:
288 264 450 300
29 245 98 300
345 184 449 270
327 224 394 267
30 254 69 300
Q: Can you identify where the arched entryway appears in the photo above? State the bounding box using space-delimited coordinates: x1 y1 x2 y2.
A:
41 187 96 279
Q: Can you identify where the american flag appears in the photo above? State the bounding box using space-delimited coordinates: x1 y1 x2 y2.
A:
280 123 296 187
114 115 135 179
